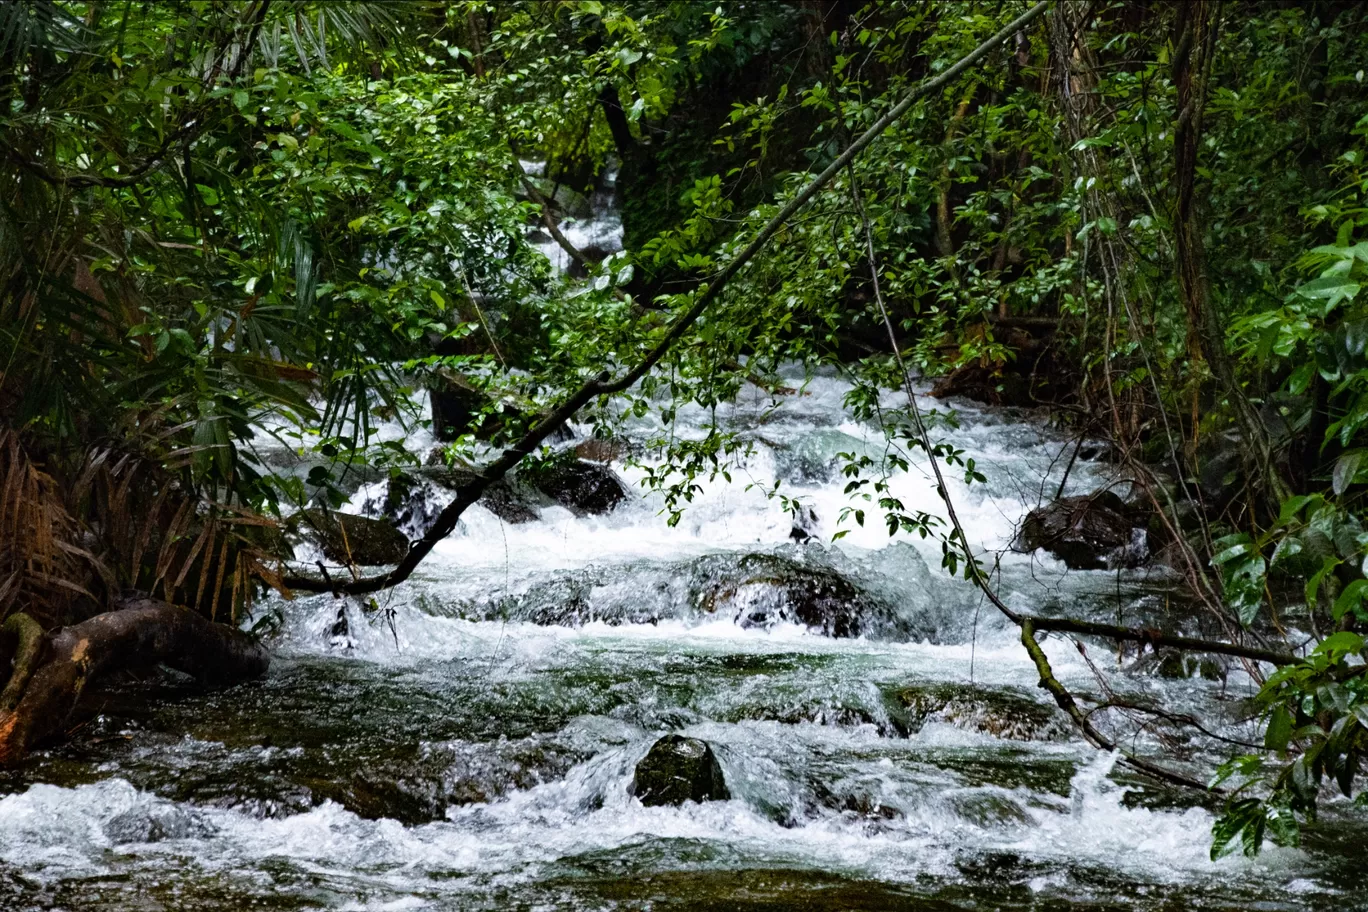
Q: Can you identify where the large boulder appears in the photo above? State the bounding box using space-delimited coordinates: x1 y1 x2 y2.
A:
419 466 539 525
630 735 730 807
1017 490 1146 570
699 553 887 638
288 509 408 565
533 459 627 515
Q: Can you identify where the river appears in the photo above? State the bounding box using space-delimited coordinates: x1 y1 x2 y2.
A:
2 363 1366 911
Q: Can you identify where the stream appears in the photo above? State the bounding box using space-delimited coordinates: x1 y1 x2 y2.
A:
3 170 1368 909
2 371 1366 910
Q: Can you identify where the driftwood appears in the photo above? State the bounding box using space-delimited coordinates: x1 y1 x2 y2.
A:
0 599 269 766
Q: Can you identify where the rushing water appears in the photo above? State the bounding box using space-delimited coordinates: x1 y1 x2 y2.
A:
2 369 1366 911
4 173 1366 909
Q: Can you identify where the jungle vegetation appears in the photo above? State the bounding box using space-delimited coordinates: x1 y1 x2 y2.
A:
2 0 1368 859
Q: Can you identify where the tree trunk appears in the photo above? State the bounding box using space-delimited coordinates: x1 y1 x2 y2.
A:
0 598 269 766
1172 0 1288 505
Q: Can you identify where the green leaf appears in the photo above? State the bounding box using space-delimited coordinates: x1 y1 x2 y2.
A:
1334 449 1365 496
1315 631 1365 656
1332 579 1368 621
1264 705 1293 752
1295 275 1360 315
1277 495 1314 525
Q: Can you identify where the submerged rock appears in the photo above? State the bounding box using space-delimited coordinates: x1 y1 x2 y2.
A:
319 738 591 824
533 459 627 515
889 682 1070 742
104 803 203 843
1017 490 1146 570
630 735 730 806
440 547 926 640
288 509 409 565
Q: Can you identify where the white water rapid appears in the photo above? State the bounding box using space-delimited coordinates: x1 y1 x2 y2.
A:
2 366 1365 911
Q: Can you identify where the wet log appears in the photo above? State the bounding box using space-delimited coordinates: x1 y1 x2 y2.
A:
0 598 269 766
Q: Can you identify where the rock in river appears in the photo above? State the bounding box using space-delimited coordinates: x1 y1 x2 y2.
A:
1017 490 1145 570
288 509 409 565
631 735 730 807
699 553 888 638
533 459 627 515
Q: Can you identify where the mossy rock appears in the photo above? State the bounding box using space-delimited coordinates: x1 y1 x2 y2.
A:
888 681 1070 742
288 509 408 565
630 735 729 806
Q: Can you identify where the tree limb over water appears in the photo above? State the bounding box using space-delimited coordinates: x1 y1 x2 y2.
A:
280 0 1054 597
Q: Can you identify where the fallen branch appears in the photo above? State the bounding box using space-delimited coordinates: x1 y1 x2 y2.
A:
283 0 1053 596
0 598 269 766
1021 619 1210 791
520 175 591 273
0 613 45 712
1027 615 1297 666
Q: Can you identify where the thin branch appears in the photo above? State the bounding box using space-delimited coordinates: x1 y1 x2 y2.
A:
1021 619 1211 791
281 1 1054 595
1027 615 1298 666
520 175 590 273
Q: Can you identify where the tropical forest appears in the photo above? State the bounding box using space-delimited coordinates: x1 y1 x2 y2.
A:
3 1 1368 909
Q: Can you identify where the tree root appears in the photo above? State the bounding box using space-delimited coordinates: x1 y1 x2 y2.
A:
0 613 46 712
0 598 269 767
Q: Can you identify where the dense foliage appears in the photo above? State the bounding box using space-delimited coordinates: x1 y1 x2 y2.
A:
5 0 1368 856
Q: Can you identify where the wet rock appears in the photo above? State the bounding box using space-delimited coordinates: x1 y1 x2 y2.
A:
104 804 202 843
288 509 408 565
380 472 444 537
699 553 888 638
429 373 494 442
930 364 1031 407
944 790 1031 827
417 466 539 525
574 437 628 464
789 506 819 544
1017 490 1146 570
808 779 903 823
889 682 1071 742
533 459 627 515
324 738 591 824
630 735 730 806
955 851 1034 884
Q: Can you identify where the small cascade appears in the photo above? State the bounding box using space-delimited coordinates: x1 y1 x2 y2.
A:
1 204 1362 912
